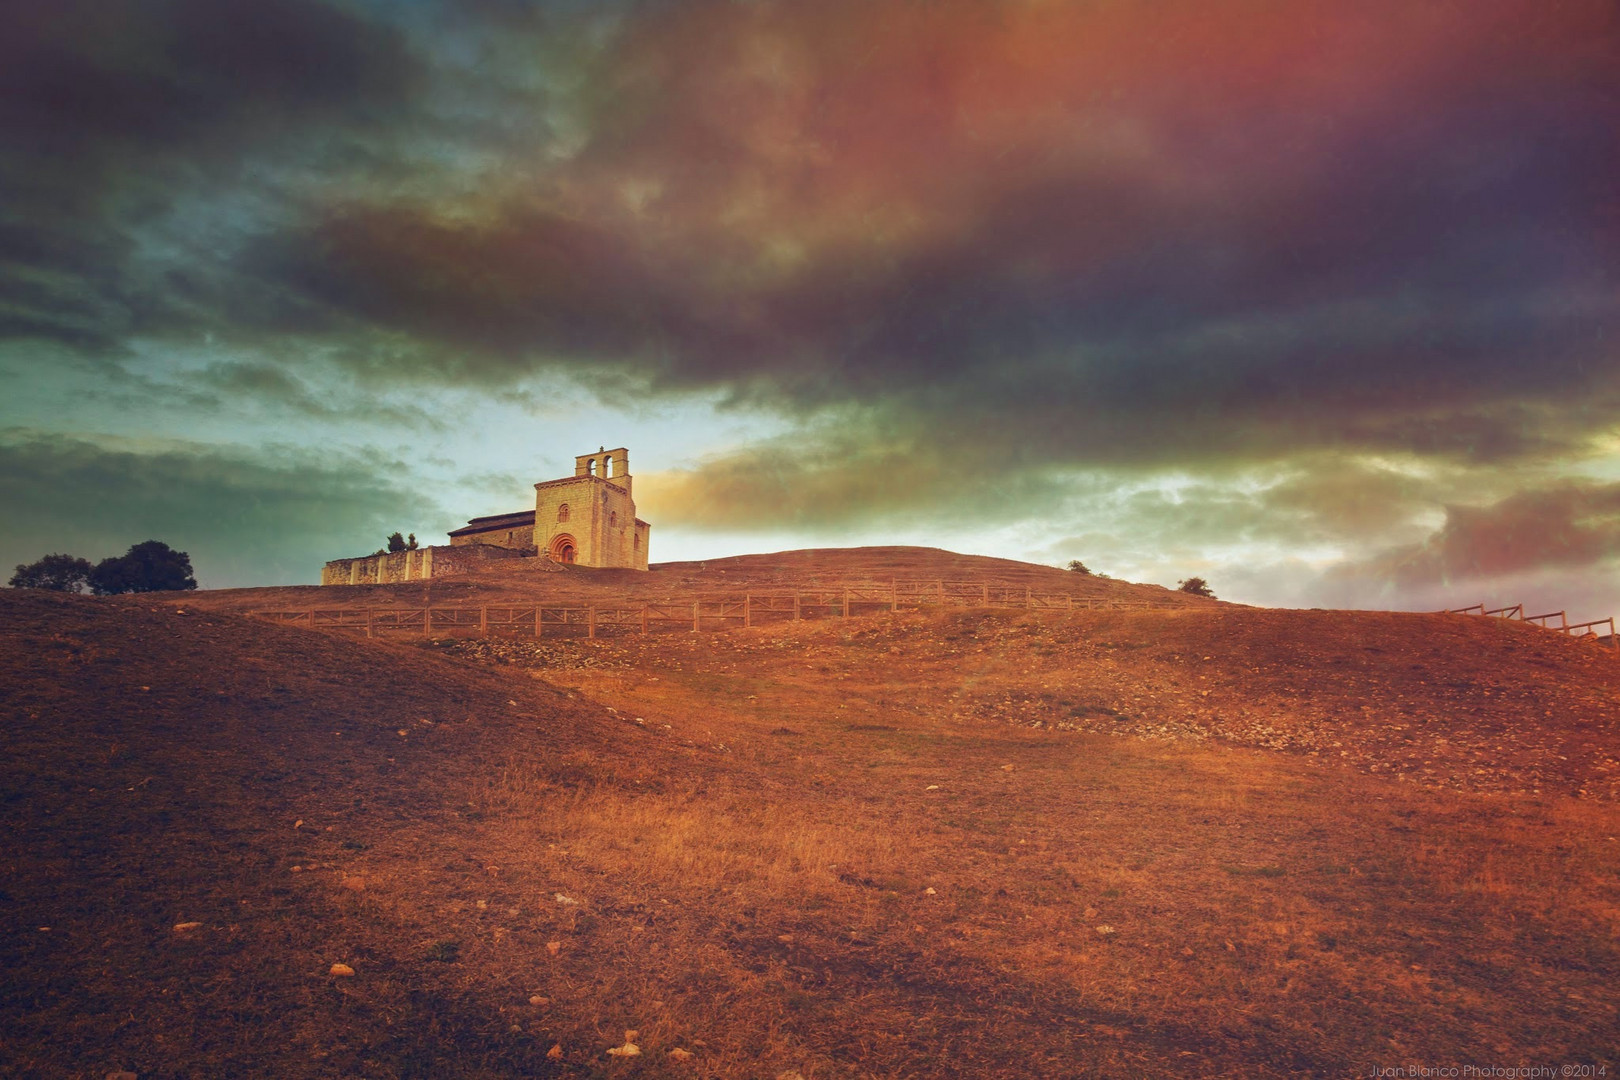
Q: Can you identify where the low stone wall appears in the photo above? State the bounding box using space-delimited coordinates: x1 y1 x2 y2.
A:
321 543 527 585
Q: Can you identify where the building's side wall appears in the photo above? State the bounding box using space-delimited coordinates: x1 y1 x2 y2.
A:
448 522 535 550
632 520 650 571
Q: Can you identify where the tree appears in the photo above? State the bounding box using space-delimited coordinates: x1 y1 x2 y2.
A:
89 541 198 595
1177 576 1215 598
406 533 419 550
386 532 408 553
9 553 94 592
1066 560 1092 575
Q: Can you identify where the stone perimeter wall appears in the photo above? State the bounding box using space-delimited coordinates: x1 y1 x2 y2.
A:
321 543 527 585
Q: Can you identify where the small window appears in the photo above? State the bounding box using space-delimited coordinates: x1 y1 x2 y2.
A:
634 534 639 548
558 503 570 522
587 459 596 476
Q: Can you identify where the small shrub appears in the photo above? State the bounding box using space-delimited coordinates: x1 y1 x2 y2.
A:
1066 560 1092 575
1177 576 1215 598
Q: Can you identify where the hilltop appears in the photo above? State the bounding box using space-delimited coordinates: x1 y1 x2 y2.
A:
3 549 1618 1078
183 545 1200 614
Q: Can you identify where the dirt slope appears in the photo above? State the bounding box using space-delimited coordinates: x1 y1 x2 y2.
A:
0 591 637 1079
4 576 1619 1078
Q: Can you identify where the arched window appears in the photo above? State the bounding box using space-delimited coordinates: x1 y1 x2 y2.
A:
609 511 618 528
604 456 613 478
557 503 570 522
633 534 639 548
587 459 596 476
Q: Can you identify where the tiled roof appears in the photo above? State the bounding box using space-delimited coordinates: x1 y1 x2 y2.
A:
448 510 536 537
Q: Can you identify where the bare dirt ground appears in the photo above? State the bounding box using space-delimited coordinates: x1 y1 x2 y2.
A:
3 549 1618 1078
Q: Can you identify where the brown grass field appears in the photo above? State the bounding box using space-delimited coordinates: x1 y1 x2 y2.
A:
2 547 1618 1078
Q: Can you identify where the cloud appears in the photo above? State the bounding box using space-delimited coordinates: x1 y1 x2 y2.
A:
0 430 445 587
220 0 1620 473
0 0 421 349
1338 482 1620 591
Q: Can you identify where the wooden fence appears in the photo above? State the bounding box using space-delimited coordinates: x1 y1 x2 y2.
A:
1439 602 1619 654
249 580 1179 640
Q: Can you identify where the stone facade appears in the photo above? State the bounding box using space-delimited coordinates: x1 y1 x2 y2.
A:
533 449 650 571
321 447 650 584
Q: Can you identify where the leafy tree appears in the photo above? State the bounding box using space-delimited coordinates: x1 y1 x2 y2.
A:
386 532 408 553
406 533 419 550
1066 560 1092 575
1177 576 1215 598
89 541 198 595
9 553 95 592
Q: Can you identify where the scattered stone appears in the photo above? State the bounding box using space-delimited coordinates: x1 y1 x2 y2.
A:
625 1029 639 1041
341 877 366 891
172 921 202 932
547 1044 564 1060
925 887 937 895
329 963 356 977
925 784 940 790
547 940 561 955
1095 925 1116 936
606 1041 641 1058
554 893 579 906
669 1047 694 1061
777 933 795 943
529 995 549 1006
1000 764 1015 771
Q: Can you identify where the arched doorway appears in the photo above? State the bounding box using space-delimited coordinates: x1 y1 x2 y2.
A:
549 534 577 564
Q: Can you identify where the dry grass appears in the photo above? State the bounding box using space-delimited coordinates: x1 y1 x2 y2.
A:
3 554 1619 1078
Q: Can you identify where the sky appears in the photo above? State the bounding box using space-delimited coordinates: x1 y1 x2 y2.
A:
2 0 1618 618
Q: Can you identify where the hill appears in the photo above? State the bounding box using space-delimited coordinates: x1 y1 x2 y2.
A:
3 550 1619 1078
183 545 1199 615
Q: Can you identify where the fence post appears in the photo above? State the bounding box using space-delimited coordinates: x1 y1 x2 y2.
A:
365 611 374 639
793 594 801 621
479 606 488 636
843 589 850 618
693 601 701 632
308 607 315 627
641 606 649 634
891 580 898 612
744 594 752 628
588 606 596 639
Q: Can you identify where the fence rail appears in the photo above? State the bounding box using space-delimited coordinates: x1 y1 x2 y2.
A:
249 580 1180 640
1438 602 1618 653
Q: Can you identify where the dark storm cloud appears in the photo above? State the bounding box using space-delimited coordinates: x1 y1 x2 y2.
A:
5 0 1619 568
233 0 1620 472
0 0 420 348
0 430 445 587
